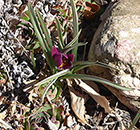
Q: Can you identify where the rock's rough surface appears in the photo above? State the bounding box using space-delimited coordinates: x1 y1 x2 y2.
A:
88 0 140 112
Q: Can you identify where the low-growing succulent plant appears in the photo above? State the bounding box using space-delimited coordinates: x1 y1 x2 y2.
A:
17 10 41 68
0 71 8 86
24 103 65 129
37 83 62 102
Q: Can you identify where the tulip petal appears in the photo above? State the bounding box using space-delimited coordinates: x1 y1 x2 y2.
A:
63 62 72 69
62 53 68 59
52 47 74 70
68 54 74 62
53 53 62 68
52 46 59 57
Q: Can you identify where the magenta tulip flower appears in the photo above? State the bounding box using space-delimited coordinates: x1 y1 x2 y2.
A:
52 47 74 70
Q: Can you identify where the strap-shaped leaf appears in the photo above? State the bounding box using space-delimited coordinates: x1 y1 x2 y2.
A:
128 109 140 130
70 0 79 61
28 2 52 71
65 29 81 48
55 17 65 49
41 78 58 103
28 3 46 50
36 9 53 51
61 74 133 91
35 69 71 86
62 42 87 54
72 61 118 73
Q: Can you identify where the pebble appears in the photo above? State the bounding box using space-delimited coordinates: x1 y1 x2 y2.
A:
0 0 4 9
7 33 14 40
1 27 8 35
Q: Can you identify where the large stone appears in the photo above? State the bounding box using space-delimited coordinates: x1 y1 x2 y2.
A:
88 0 140 112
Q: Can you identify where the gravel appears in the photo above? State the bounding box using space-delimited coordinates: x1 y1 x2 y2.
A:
0 0 57 128
0 0 58 90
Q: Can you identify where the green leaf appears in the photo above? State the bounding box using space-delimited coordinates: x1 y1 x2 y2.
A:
32 41 40 50
21 11 30 21
56 9 67 17
0 71 8 85
128 109 140 130
28 2 53 72
62 42 87 54
55 17 65 49
17 22 32 29
72 61 118 73
41 78 58 103
61 74 133 91
28 3 50 52
70 0 79 61
35 69 71 86
32 104 52 120
54 105 64 121
25 120 30 130
36 9 53 51
24 10 30 17
54 83 62 99
30 50 36 68
65 29 81 48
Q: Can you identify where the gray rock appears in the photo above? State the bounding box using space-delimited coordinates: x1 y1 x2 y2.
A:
88 0 140 112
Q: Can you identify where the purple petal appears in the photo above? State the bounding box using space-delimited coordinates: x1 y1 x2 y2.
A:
53 53 62 67
62 54 74 69
52 47 59 57
68 54 74 62
62 60 72 69
62 62 72 69
52 46 74 70
62 53 68 59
